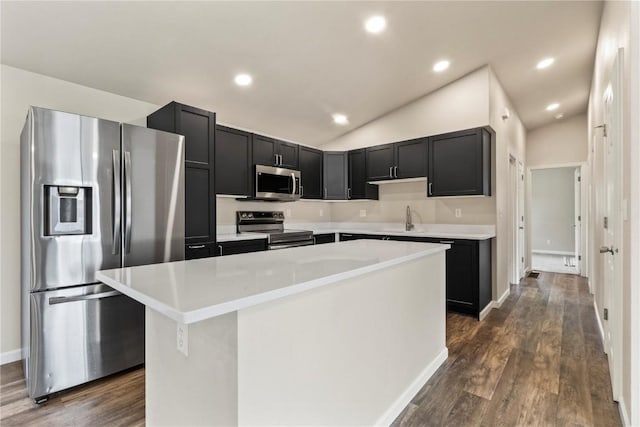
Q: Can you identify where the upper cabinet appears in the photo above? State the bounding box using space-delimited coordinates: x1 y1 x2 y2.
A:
348 149 378 200
323 152 348 200
147 102 216 253
298 146 323 199
365 138 428 181
215 125 252 197
252 134 298 169
428 127 492 197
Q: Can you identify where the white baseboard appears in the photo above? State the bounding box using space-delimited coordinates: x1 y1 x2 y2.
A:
618 397 630 427
496 288 510 308
593 300 605 346
478 288 511 321
479 302 494 320
376 347 448 426
1 349 22 365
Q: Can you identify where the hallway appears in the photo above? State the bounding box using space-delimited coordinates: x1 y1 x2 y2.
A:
393 272 621 426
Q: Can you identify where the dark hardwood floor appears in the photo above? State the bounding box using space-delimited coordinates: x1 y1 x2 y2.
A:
0 272 620 426
392 272 621 427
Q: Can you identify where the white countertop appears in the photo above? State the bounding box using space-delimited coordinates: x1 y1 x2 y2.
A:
97 240 448 324
216 222 495 242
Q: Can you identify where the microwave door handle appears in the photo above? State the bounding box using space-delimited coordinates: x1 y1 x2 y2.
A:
291 173 297 195
124 151 132 254
112 150 121 255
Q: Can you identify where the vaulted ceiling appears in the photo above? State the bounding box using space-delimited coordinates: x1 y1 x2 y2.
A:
1 1 602 145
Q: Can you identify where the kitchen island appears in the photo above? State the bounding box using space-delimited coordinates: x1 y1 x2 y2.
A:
97 240 449 426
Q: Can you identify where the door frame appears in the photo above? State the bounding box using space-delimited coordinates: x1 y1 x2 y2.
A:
508 154 525 284
600 48 623 402
527 162 587 275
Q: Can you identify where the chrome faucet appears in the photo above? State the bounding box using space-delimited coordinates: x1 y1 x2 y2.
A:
405 205 414 231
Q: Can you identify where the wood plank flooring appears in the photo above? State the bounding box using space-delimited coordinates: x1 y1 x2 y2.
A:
393 272 621 427
0 272 620 426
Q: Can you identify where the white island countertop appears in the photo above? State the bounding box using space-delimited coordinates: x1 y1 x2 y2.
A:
97 240 448 325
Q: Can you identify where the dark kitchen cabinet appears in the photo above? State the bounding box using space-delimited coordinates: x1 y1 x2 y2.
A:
216 239 267 256
323 152 348 200
395 137 428 179
365 138 427 181
366 144 395 180
338 232 492 319
298 146 323 199
252 134 299 169
428 127 492 197
147 102 216 257
314 233 336 244
215 125 252 196
185 242 217 260
348 149 378 200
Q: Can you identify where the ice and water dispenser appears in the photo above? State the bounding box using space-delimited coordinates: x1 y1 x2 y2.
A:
44 186 92 236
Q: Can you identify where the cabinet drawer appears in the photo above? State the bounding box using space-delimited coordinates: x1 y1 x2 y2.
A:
185 242 216 260
217 239 267 256
314 233 336 244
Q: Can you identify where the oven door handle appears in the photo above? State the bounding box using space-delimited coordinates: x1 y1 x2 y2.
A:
268 240 315 250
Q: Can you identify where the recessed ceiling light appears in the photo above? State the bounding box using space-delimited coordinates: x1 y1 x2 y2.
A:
433 60 450 72
332 114 349 125
546 103 560 111
234 73 253 87
365 16 386 34
536 57 555 70
555 113 564 119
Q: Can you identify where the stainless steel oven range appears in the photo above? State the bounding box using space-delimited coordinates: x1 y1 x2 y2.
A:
236 211 314 249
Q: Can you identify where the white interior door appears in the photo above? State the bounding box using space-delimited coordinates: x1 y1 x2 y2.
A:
518 161 525 277
601 48 623 402
574 168 582 274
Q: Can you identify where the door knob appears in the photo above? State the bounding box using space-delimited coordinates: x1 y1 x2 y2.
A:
600 246 615 255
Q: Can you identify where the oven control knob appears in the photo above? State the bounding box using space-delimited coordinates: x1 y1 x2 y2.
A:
248 213 253 218
241 213 247 218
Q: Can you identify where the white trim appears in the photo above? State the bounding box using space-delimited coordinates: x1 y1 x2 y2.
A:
619 397 630 427
593 299 605 346
375 348 448 426
1 349 22 365
479 302 494 320
531 249 575 256
495 288 511 308
528 161 587 170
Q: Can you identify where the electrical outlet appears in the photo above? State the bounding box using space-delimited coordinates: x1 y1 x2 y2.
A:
177 323 188 356
359 209 367 218
285 209 291 217
455 208 462 218
319 209 324 217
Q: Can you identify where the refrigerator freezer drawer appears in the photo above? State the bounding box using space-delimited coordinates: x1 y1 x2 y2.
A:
26 284 144 400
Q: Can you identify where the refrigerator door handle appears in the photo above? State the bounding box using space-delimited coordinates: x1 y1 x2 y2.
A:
48 290 122 305
112 150 121 255
124 151 132 254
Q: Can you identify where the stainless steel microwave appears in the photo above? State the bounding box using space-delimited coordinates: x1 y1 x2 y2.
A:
255 165 301 201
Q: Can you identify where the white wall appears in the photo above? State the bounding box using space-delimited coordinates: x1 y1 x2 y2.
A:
527 114 588 167
488 68 527 302
0 65 161 356
531 168 576 253
586 1 638 423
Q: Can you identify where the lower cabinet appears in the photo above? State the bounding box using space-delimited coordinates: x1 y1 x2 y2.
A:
216 239 267 256
185 242 217 260
313 233 336 244
337 233 492 318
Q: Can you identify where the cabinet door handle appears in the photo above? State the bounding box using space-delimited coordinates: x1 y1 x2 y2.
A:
428 182 433 196
300 185 304 197
347 187 352 199
439 240 454 244
394 166 398 178
218 244 223 256
188 244 205 249
324 187 327 198
389 166 393 178
274 153 278 165
279 154 283 166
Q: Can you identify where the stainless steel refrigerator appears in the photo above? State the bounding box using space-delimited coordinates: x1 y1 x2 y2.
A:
20 106 185 402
